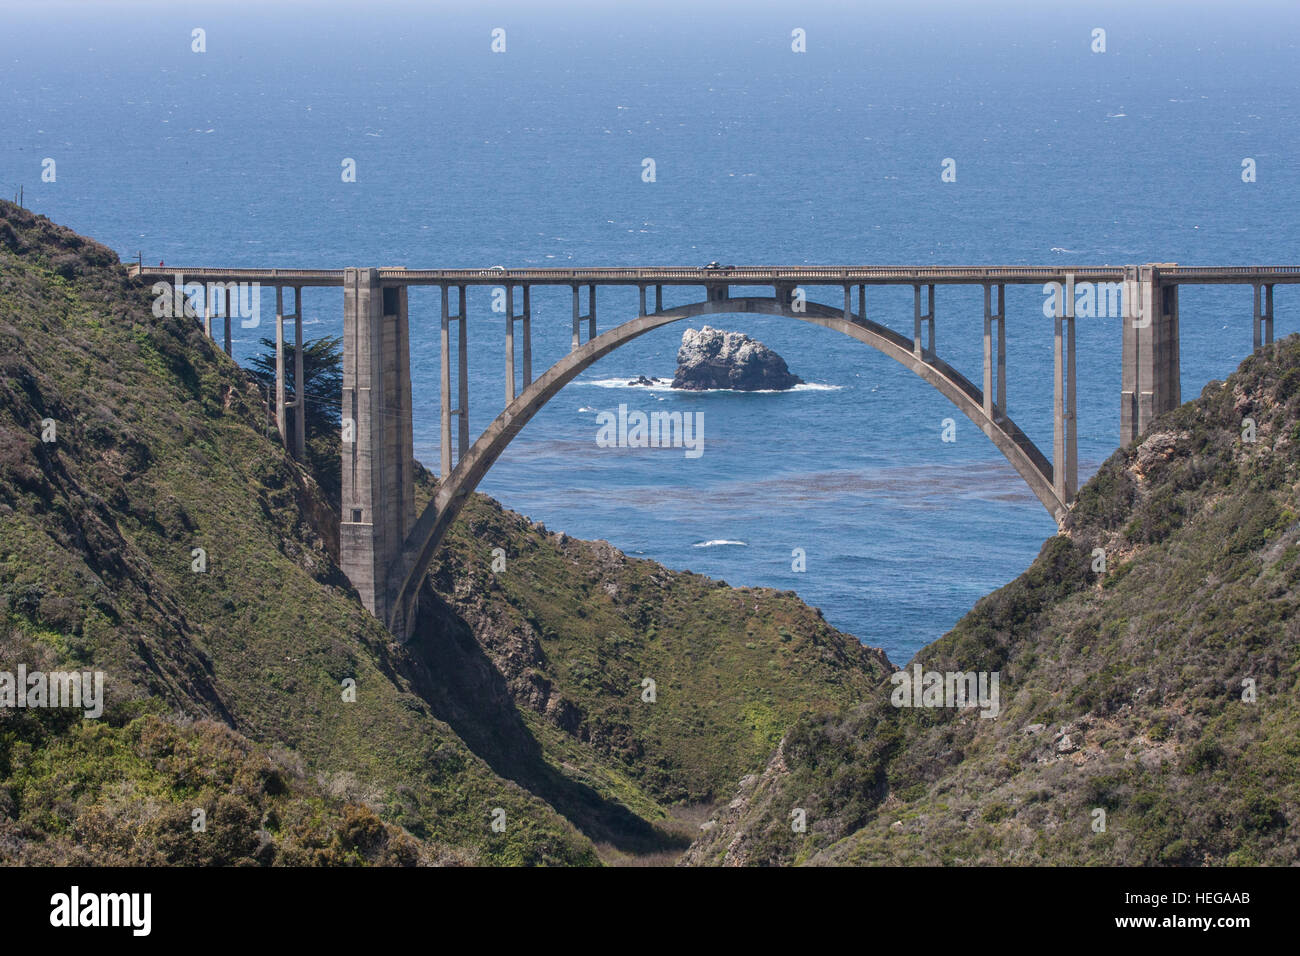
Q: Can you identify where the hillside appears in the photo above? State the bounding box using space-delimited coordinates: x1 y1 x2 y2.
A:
0 202 887 864
684 339 1300 865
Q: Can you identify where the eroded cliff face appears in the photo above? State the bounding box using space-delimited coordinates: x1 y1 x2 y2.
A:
672 326 804 391
685 346 1300 866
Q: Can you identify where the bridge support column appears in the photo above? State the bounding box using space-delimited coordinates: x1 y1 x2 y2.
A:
913 283 935 360
982 283 1006 421
293 287 305 459
655 284 663 313
203 298 212 340
440 284 470 477
522 286 532 386
857 284 866 324
505 285 515 404
1121 265 1181 447
1254 283 1274 349
504 283 533 404
341 268 416 633
572 284 596 350
639 285 647 317
223 286 232 357
275 287 287 443
1053 292 1078 503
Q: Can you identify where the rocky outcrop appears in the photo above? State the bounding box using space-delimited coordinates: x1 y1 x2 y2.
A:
671 326 804 391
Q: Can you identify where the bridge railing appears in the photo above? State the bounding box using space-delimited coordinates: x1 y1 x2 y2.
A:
373 265 1133 283
126 264 1300 286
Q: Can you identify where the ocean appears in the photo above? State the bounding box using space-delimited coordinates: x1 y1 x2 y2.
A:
4 0 1298 663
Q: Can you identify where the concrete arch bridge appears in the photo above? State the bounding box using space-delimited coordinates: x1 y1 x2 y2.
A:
129 262 1300 637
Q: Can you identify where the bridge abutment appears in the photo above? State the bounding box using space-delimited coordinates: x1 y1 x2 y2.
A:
341 268 415 631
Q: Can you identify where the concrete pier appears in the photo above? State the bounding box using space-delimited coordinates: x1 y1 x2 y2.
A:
571 283 596 350
275 287 286 442
913 283 935 360
504 284 533 404
1121 264 1182 448
982 283 1006 421
293 286 305 459
272 286 305 457
440 284 470 478
223 286 232 357
1053 286 1078 501
1254 283 1275 350
340 268 415 627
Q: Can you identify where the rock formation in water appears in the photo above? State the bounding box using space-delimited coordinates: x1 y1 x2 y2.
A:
671 326 804 391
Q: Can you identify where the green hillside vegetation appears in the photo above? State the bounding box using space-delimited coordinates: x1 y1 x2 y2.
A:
0 202 886 864
429 493 890 808
685 339 1300 865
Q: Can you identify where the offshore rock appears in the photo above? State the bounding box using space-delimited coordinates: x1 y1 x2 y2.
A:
671 326 804 391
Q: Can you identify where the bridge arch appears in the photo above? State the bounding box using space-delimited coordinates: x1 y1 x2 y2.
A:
386 295 1063 634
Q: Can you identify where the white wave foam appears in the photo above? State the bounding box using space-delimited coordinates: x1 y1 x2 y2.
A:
693 539 747 548
578 377 841 393
582 376 676 391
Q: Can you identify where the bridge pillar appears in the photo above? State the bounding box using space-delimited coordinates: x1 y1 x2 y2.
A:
504 283 534 403
440 284 469 478
510 285 533 393
1254 283 1275 350
1053 290 1078 502
341 268 416 632
275 287 287 444
913 283 935 360
1121 264 1181 447
222 286 232 357
293 286 305 460
571 284 596 350
982 283 1006 421
505 284 516 404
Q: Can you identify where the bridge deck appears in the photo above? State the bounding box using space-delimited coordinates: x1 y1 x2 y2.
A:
127 264 1300 288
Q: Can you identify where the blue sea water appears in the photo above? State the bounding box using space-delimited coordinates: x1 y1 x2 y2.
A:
3 0 1299 664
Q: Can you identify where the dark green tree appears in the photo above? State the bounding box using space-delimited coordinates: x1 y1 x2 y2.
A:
248 335 343 434
247 335 343 502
